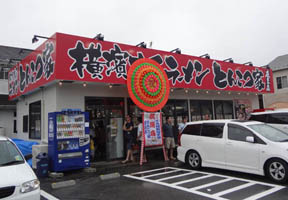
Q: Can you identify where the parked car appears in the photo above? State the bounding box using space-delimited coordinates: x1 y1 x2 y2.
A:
177 119 288 183
0 136 40 200
249 110 288 133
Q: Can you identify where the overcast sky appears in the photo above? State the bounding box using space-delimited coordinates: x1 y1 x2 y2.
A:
1 0 288 66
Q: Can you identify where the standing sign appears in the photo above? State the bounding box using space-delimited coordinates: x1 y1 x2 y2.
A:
143 112 163 147
140 112 168 165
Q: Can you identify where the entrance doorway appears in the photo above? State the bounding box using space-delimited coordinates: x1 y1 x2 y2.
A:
85 97 125 161
162 99 189 144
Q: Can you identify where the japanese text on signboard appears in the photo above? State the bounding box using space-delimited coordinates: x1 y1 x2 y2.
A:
143 112 163 147
66 38 272 93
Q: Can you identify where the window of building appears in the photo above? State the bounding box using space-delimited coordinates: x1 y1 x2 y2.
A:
201 123 224 138
182 124 201 136
214 100 234 119
29 101 41 139
276 76 288 89
13 120 17 133
23 115 28 133
0 68 9 80
162 99 189 144
190 100 213 121
127 98 143 126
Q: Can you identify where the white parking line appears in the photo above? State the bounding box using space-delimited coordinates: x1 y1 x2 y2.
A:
213 182 255 197
167 167 282 188
171 174 213 186
243 186 285 200
124 174 228 200
41 190 59 200
142 169 179 178
124 167 285 200
156 171 196 182
191 178 232 190
130 167 168 175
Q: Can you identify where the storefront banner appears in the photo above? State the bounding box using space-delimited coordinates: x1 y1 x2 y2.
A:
9 32 274 100
56 33 273 94
143 112 163 147
8 34 57 100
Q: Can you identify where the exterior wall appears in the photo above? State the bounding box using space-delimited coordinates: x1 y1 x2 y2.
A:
0 79 16 138
55 82 259 117
56 83 259 112
55 83 129 111
264 69 288 107
14 81 260 142
0 80 8 95
16 85 56 142
0 110 14 137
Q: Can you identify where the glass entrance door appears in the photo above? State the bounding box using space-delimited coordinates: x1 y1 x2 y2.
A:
85 97 124 161
162 99 189 144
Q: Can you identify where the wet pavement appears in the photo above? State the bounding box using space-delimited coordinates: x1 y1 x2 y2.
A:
39 158 288 200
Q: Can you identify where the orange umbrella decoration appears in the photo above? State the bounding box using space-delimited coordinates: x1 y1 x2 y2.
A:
127 58 170 112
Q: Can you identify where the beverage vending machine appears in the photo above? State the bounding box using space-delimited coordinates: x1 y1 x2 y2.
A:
48 109 90 172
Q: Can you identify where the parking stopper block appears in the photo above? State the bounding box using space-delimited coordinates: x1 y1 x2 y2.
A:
51 180 76 189
100 173 120 181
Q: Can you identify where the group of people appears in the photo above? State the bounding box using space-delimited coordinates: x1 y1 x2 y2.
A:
121 115 146 164
122 115 189 164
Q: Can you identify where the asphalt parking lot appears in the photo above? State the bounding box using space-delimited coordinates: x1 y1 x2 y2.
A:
39 160 288 200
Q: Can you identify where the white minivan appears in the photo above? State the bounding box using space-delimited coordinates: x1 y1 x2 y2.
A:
249 110 288 133
0 136 40 200
177 120 288 183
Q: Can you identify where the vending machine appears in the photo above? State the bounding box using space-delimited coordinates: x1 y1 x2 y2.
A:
48 109 90 172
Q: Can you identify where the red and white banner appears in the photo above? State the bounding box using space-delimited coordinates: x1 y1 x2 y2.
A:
143 112 163 147
8 34 57 100
9 32 274 100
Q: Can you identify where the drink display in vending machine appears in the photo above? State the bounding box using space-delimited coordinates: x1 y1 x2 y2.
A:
48 109 90 172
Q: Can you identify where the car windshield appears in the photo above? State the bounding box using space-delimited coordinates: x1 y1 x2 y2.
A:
248 124 288 142
0 140 24 166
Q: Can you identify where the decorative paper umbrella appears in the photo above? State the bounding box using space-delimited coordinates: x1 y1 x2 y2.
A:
127 58 170 112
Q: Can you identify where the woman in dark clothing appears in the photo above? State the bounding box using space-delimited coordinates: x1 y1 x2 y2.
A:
122 115 134 164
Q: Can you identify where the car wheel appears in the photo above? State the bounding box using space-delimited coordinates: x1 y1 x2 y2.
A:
266 159 288 183
186 151 201 169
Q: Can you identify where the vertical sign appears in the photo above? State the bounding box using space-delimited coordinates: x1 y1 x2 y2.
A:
143 112 163 147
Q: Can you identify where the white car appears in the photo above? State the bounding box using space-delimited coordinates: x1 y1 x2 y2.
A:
0 136 40 200
177 119 288 183
249 110 288 133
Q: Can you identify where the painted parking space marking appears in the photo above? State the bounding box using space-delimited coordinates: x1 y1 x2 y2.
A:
162 172 207 184
171 174 213 186
131 167 174 177
124 167 285 200
157 171 195 182
41 190 59 200
141 168 180 178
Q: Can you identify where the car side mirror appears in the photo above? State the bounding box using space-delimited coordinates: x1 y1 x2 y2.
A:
246 136 255 143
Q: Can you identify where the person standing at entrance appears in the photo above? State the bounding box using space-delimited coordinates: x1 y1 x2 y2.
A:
122 115 134 164
137 117 147 163
162 116 176 161
178 116 188 133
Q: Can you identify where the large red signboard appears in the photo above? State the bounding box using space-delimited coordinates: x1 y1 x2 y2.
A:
8 34 57 100
8 32 274 100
